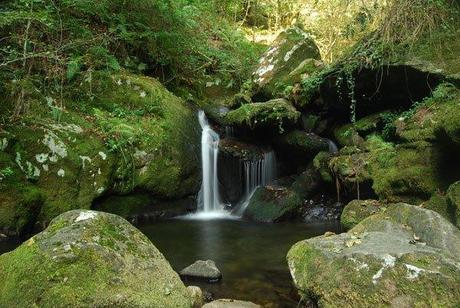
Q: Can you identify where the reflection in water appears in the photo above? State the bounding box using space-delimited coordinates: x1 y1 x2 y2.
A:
140 219 341 307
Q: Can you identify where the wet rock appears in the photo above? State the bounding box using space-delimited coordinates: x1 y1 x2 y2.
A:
187 286 204 308
0 210 192 307
244 186 302 223
274 131 329 171
218 139 272 203
180 260 222 283
303 201 342 222
288 204 460 307
219 139 267 161
203 299 261 308
313 151 334 183
341 199 384 230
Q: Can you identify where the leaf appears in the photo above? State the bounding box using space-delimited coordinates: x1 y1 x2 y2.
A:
66 58 81 80
107 55 121 71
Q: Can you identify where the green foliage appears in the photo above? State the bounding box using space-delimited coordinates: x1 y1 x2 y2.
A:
0 0 262 119
0 167 14 180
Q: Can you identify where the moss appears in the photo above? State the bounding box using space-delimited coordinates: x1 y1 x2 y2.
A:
334 112 389 146
369 142 439 203
396 84 460 144
225 99 300 131
0 210 193 307
341 199 383 230
446 181 460 226
288 204 460 307
0 71 200 233
423 193 459 227
250 27 322 99
244 187 303 222
281 131 329 153
313 152 333 183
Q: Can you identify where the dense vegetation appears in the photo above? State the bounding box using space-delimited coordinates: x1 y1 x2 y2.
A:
1 0 460 306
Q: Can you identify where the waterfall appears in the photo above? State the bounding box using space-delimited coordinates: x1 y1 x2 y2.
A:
234 151 277 216
225 126 236 138
325 139 339 154
197 110 223 213
243 151 277 196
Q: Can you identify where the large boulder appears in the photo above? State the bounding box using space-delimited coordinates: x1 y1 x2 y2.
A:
0 71 200 235
0 210 192 307
250 27 322 99
287 204 460 307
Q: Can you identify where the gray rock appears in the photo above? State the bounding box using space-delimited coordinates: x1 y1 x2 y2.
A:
288 203 460 307
180 260 222 282
203 299 261 308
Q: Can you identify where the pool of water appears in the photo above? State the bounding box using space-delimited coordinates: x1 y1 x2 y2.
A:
139 218 341 307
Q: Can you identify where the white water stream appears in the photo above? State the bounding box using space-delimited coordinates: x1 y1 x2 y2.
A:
186 111 277 220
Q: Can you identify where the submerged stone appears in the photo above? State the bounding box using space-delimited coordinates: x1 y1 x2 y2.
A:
0 210 192 307
287 204 460 307
180 260 222 283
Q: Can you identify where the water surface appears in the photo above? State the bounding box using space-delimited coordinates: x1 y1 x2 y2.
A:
139 219 341 307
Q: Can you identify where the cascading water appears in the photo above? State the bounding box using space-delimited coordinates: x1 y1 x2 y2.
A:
185 111 277 219
234 151 277 216
325 139 339 154
197 110 224 214
243 151 277 196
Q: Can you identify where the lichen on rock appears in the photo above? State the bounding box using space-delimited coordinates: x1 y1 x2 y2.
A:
0 210 193 307
287 204 460 307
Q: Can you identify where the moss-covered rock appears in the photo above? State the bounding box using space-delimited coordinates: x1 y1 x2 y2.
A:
218 139 267 161
334 112 389 147
423 192 459 227
313 151 333 183
250 27 321 99
447 181 460 226
341 199 384 230
328 135 444 204
243 186 303 222
274 131 329 161
0 71 200 234
224 98 300 131
287 204 460 307
0 210 192 307
396 83 460 145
